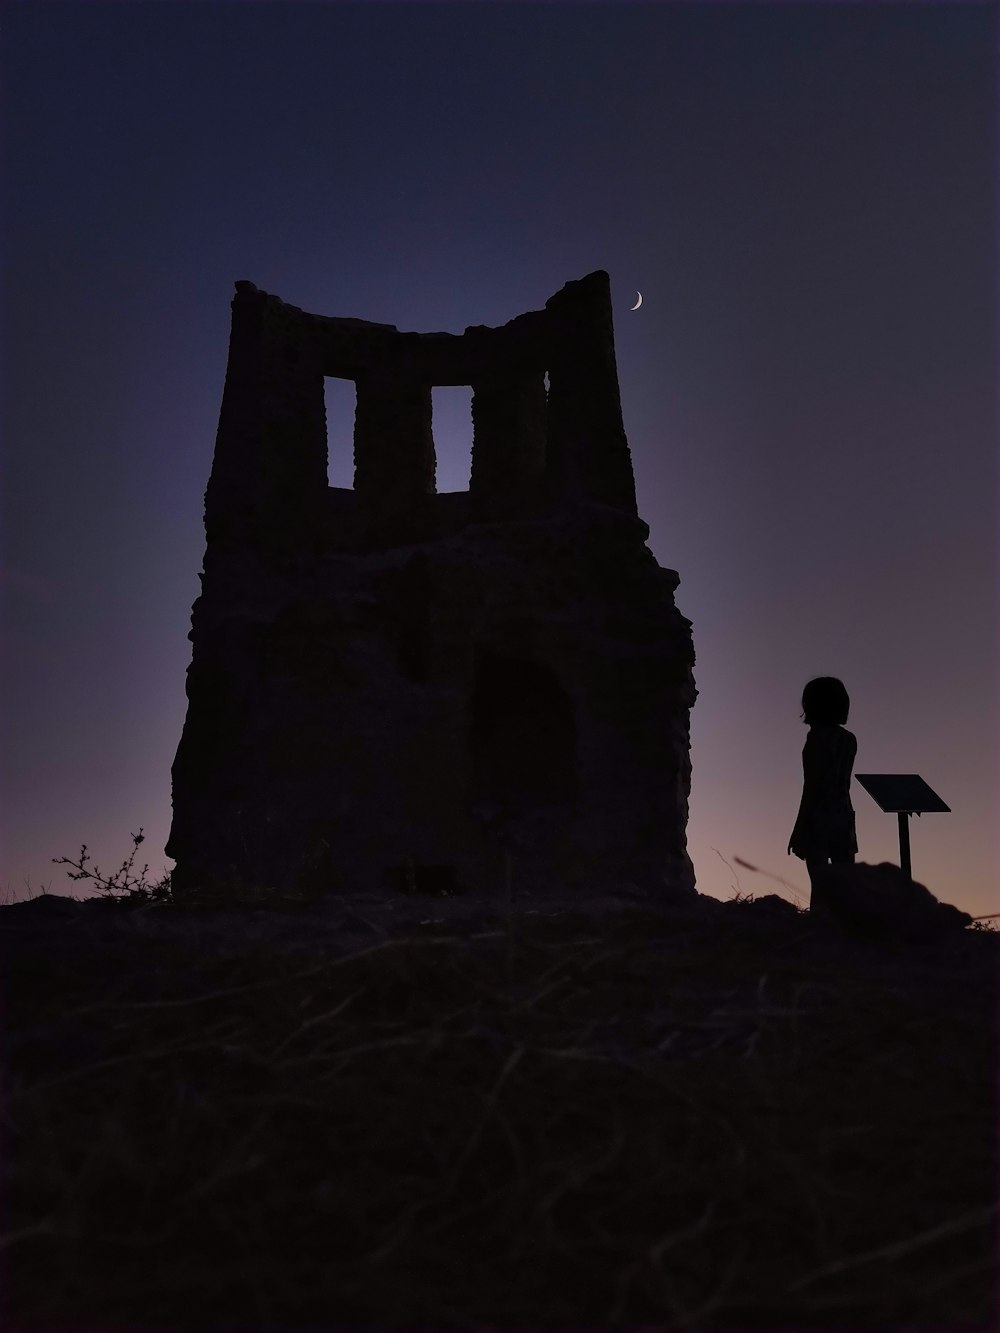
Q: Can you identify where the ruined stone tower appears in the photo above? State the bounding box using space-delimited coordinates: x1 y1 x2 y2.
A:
165 271 698 902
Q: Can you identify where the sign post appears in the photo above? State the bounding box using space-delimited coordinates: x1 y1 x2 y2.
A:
854 774 950 882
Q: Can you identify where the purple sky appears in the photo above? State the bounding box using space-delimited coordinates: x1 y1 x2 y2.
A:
2 2 996 917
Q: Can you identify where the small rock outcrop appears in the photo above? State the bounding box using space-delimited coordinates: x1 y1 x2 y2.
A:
165 272 697 905
815 861 973 943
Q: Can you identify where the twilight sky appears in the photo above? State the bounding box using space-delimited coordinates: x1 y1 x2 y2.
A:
2 2 996 917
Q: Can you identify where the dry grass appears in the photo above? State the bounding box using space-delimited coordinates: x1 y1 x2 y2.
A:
1 835 997 1333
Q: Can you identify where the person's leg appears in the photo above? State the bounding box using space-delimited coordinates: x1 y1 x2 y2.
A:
806 855 832 916
817 849 854 920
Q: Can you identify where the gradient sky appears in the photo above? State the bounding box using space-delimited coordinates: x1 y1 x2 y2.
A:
2 2 997 918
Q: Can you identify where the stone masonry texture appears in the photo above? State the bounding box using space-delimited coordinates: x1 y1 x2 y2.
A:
165 272 699 904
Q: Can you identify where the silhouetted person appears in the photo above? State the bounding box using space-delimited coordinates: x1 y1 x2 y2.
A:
787 676 858 914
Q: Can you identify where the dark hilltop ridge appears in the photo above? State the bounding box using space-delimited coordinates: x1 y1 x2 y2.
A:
2 856 994 978
2 863 996 1333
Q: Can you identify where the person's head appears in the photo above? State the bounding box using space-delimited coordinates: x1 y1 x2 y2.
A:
800 676 850 726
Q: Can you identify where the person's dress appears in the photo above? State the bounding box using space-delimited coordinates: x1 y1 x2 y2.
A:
789 723 858 860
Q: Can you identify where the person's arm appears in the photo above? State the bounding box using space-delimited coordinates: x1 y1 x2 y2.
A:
788 734 823 855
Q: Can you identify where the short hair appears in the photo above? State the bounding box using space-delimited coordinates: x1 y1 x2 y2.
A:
801 676 850 726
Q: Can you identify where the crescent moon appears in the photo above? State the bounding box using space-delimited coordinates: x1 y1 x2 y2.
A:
630 291 642 310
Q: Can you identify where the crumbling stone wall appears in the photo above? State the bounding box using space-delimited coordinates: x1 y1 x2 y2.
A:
166 271 698 903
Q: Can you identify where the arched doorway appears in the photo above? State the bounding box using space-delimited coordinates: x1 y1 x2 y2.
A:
469 644 579 805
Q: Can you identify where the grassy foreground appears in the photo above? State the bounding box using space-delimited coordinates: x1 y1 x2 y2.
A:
1 838 997 1333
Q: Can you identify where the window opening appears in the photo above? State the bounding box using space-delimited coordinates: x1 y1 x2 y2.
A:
324 377 357 489
431 386 473 492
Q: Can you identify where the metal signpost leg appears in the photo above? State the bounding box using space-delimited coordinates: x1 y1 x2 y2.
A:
897 811 912 881
856 777 949 888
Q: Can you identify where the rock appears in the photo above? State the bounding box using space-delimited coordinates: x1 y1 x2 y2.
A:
815 861 972 944
933 900 976 934
0 893 86 920
740 893 803 922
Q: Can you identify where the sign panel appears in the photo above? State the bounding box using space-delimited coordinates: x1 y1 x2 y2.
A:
855 774 950 814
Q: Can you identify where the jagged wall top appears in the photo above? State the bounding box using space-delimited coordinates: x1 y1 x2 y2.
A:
205 271 639 553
